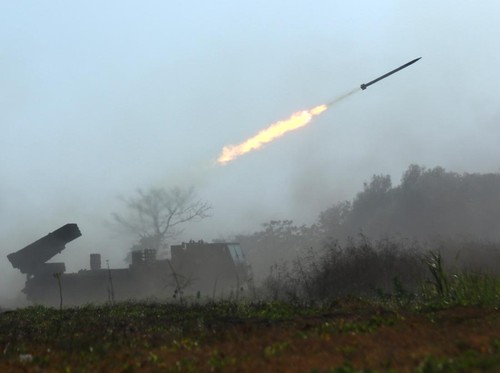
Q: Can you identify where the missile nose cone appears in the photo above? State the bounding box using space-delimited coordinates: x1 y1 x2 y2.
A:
411 57 422 63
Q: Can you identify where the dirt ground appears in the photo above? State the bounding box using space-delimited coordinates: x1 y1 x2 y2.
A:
168 304 500 372
1 300 499 372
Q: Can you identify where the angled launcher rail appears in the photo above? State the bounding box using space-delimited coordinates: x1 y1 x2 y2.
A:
7 223 81 276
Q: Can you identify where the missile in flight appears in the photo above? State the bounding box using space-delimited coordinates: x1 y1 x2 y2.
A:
360 57 421 90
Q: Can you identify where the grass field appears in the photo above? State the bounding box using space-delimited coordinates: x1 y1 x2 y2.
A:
2 249 500 372
1 297 499 373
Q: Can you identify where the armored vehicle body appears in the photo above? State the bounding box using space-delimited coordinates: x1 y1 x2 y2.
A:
7 224 251 306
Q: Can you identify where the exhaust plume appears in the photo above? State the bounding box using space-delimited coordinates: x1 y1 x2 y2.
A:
216 88 360 165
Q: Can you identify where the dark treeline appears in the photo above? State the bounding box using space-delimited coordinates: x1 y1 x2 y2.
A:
233 165 500 281
320 164 500 242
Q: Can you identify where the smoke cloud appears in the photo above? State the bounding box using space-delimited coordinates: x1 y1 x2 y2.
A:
2 1 500 305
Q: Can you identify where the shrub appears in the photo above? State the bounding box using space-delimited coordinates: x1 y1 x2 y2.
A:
262 236 427 303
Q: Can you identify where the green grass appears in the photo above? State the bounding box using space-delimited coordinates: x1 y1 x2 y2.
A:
1 297 499 372
314 364 389 373
1 256 499 372
415 349 500 373
0 301 320 356
421 251 500 307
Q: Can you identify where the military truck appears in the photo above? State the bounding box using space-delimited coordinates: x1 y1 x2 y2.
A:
7 224 251 306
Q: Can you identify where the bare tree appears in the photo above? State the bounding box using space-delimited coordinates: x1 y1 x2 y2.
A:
113 187 212 252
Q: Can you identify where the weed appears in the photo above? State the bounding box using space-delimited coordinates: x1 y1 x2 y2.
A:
319 315 395 335
425 251 449 298
421 251 500 307
52 272 63 311
0 299 499 372
208 349 236 370
336 345 357 359
172 338 199 351
106 260 115 304
263 236 428 303
263 341 289 358
490 339 500 353
173 357 198 372
415 351 500 373
314 363 384 372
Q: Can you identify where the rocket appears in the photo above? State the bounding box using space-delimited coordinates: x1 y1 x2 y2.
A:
360 57 421 90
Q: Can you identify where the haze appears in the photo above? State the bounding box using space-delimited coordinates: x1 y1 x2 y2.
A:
2 1 500 304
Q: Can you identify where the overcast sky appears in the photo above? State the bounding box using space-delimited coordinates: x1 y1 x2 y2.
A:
2 1 500 301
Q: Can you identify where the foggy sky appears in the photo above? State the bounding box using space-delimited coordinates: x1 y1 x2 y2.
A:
2 1 500 303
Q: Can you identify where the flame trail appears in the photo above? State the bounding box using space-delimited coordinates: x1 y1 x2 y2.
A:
216 88 360 166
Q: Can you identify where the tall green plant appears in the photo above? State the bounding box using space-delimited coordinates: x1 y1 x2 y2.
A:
422 250 500 306
425 251 449 298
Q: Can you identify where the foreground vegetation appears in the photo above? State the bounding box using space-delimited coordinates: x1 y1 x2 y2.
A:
2 236 500 372
1 263 500 372
0 301 499 372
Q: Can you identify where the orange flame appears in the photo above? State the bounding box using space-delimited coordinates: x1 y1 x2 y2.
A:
217 104 327 165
